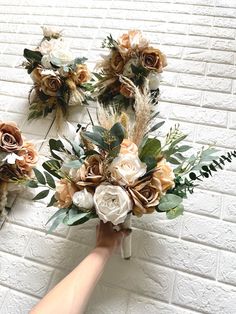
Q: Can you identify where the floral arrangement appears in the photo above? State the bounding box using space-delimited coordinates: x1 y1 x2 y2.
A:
22 26 91 125
94 29 167 109
26 79 236 258
0 121 38 221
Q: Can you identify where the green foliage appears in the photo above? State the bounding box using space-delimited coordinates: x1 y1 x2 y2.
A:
156 194 184 219
33 189 50 201
33 168 46 185
24 48 42 63
166 204 184 219
146 121 165 135
139 138 161 161
44 171 56 188
42 159 62 179
101 34 118 49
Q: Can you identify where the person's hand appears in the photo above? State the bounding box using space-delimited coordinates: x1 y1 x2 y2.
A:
95 221 131 256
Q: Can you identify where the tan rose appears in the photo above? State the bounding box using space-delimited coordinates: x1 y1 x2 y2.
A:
153 159 175 193
118 30 149 56
128 176 162 217
120 139 138 155
74 155 104 188
110 51 124 74
16 142 39 173
120 83 134 98
141 47 167 72
69 64 90 86
30 66 43 84
0 121 23 152
41 74 62 96
55 179 77 208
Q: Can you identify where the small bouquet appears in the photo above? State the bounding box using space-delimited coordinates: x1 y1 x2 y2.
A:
94 29 167 109
27 79 236 258
22 26 91 125
0 121 38 222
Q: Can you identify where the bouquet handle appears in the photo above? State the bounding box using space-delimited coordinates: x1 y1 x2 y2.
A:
121 213 132 260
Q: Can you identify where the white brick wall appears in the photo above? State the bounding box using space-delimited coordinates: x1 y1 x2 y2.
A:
0 0 236 313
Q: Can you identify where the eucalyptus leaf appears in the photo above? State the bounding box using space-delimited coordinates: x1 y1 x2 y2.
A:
63 159 82 169
166 203 184 219
147 121 165 134
44 171 56 188
47 194 57 207
158 194 183 212
42 159 62 179
25 180 38 188
66 210 89 225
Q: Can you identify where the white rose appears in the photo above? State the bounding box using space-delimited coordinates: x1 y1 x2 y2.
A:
41 26 61 38
72 189 94 210
39 39 62 55
49 48 74 66
94 184 132 225
110 153 147 186
148 72 161 90
41 55 52 69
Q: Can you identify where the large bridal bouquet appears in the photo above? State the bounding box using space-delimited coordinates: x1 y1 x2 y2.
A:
22 26 91 125
94 29 167 108
0 121 38 222
26 79 236 258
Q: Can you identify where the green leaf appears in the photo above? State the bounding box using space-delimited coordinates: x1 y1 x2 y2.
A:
44 171 56 188
177 145 192 152
168 157 181 165
189 172 197 180
46 209 68 233
33 189 49 201
47 194 57 207
82 131 108 150
170 134 187 148
139 138 161 161
63 159 82 168
166 203 184 219
49 139 65 159
25 180 38 188
66 210 89 225
33 168 46 185
24 48 42 63
110 123 125 144
148 121 165 134
142 156 157 172
42 159 62 179
158 194 183 212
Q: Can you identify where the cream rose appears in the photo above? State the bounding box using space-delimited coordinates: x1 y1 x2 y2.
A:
110 153 147 186
72 189 94 210
39 39 61 55
120 139 138 155
41 26 61 39
147 72 161 90
41 55 53 69
94 183 132 225
49 47 74 66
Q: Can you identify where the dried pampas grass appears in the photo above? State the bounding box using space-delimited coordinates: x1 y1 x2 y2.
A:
118 76 154 145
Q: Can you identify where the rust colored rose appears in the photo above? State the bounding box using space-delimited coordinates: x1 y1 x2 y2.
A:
74 155 104 189
153 159 175 193
41 74 62 96
128 176 162 217
0 121 23 153
69 64 90 86
141 47 167 72
120 83 134 98
110 51 124 74
30 66 43 84
55 179 77 208
16 142 39 174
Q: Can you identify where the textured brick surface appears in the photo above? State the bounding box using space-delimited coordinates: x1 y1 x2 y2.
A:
0 0 236 313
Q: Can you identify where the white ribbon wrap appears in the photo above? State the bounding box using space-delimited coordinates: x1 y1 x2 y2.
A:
121 213 132 260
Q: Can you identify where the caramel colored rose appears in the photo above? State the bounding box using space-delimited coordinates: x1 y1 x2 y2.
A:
141 48 167 72
153 159 175 193
55 179 77 208
30 66 43 84
69 64 90 86
0 121 23 153
16 142 39 174
120 139 138 155
120 83 134 98
110 51 124 74
74 155 104 188
41 74 62 96
128 176 162 217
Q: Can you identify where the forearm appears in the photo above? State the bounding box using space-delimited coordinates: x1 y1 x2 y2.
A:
31 247 111 314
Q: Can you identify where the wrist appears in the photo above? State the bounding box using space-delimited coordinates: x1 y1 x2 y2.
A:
93 246 113 259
